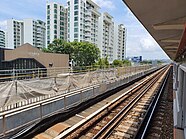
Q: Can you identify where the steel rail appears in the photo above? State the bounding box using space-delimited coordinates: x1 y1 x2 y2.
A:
55 66 167 139
135 65 170 139
92 66 169 139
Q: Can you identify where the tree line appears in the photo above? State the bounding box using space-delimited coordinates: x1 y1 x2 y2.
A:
43 39 131 67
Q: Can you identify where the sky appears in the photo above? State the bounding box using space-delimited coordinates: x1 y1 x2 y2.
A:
0 0 170 60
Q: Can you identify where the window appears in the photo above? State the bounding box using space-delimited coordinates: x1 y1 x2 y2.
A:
54 9 57 14
47 10 50 14
54 4 57 8
74 22 78 26
67 1 70 5
74 5 78 10
74 16 78 21
54 35 57 39
54 30 57 34
74 33 78 38
74 28 78 32
60 12 64 16
60 32 64 35
60 22 64 26
47 26 50 29
47 5 50 9
60 17 64 20
54 20 57 24
60 27 64 30
74 11 78 15
54 14 57 18
47 21 50 24
47 16 50 20
74 0 78 4
54 25 57 29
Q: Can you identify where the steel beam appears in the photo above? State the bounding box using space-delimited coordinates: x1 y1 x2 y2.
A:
153 24 184 30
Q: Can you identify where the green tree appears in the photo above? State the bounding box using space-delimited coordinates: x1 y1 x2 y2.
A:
71 42 100 66
42 39 74 60
96 56 109 68
122 60 131 66
113 59 123 67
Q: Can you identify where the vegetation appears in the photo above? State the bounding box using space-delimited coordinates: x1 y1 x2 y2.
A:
113 59 123 67
42 39 74 60
122 60 131 66
43 39 100 66
71 41 100 66
112 59 131 67
140 60 152 65
95 56 109 68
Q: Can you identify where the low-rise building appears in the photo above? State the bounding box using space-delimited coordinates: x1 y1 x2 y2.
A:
0 43 69 70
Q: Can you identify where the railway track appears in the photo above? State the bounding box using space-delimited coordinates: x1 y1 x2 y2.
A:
52 66 170 139
139 66 173 139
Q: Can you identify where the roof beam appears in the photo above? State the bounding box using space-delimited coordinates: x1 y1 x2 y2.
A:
160 39 180 43
163 45 178 49
167 50 177 52
153 24 184 30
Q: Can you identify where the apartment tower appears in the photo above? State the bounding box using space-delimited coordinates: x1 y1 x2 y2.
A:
114 24 126 60
7 19 46 49
67 0 100 46
24 19 46 48
46 2 67 46
7 19 24 49
98 12 114 63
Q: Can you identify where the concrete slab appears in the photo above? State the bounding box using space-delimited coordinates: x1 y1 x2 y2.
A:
45 123 70 137
34 133 53 139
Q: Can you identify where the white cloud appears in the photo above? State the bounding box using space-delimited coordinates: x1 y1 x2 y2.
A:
0 20 7 30
92 0 115 9
139 36 159 52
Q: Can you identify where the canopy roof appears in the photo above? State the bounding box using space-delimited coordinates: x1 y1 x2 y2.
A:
123 0 186 62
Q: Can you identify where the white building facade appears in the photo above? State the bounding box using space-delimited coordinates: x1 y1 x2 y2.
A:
98 12 115 63
114 24 126 60
7 19 24 49
0 30 5 48
46 2 67 46
7 19 46 49
24 19 46 48
67 0 100 46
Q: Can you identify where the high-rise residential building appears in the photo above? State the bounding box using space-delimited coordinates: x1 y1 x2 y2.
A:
67 0 100 46
46 2 67 46
7 19 24 49
23 19 46 48
114 24 126 60
98 12 114 63
0 30 5 48
7 19 46 49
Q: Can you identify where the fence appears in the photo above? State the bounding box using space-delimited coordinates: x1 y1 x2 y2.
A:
0 64 157 136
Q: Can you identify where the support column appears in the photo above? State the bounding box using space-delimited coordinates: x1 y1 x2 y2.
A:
176 67 184 128
183 72 186 128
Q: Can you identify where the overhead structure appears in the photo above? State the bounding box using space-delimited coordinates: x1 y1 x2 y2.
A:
123 0 186 62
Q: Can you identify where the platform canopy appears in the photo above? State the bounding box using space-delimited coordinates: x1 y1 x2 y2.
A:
123 0 186 62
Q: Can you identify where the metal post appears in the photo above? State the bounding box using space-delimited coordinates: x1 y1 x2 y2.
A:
12 68 15 81
38 68 39 78
3 115 6 136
